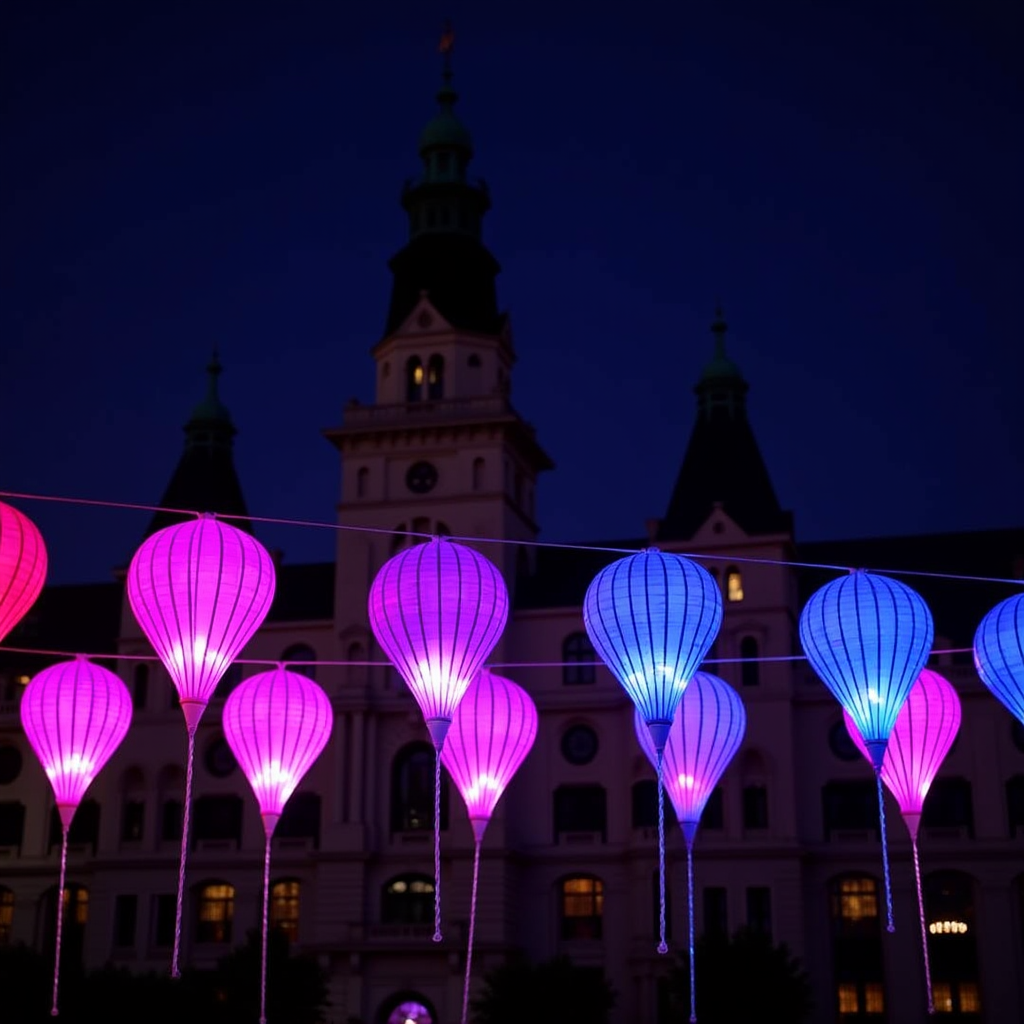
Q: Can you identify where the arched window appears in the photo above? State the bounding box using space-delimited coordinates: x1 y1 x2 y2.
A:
0 801 25 851
822 780 877 840
269 879 300 942
830 874 885 1018
553 784 607 840
726 567 744 602
192 795 244 848
559 875 604 940
346 641 367 688
281 643 317 681
925 871 981 1014
195 881 234 944
922 777 974 838
427 354 444 400
0 886 13 944
276 792 322 848
356 466 369 499
120 767 146 844
472 457 485 491
562 632 596 686
631 780 657 829
132 663 148 710
406 357 424 402
390 742 448 833
740 749 768 831
157 765 184 844
382 874 435 925
740 636 760 687
703 787 725 830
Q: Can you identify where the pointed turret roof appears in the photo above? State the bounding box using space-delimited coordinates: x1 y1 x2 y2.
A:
144 352 252 537
657 309 791 541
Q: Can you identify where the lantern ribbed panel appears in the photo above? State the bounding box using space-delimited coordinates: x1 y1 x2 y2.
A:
367 538 509 728
974 593 1024 725
0 500 47 644
19 657 132 812
844 668 960 822
634 671 746 829
126 515 276 713
799 571 933 760
583 549 722 739
441 669 538 833
222 668 333 819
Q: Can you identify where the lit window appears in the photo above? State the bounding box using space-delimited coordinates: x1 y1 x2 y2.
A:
837 877 879 923
62 885 89 926
837 983 858 1014
863 983 884 1013
196 882 234 944
958 982 981 1013
382 875 435 925
726 568 744 602
270 880 300 942
932 982 953 1013
560 876 604 940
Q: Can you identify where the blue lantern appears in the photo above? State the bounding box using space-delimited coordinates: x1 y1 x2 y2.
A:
974 593 1024 725
583 548 722 751
799 570 933 768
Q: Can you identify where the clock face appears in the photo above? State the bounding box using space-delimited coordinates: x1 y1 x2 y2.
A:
406 461 439 494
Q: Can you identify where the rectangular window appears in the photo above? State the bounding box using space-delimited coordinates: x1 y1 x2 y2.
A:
113 894 137 949
742 785 769 829
121 800 144 843
153 894 175 948
702 788 724 830
703 886 727 938
746 886 772 937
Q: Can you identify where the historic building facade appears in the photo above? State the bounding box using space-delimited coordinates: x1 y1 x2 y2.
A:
1 58 1023 1024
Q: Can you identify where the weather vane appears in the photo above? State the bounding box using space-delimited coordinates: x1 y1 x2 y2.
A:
439 19 455 78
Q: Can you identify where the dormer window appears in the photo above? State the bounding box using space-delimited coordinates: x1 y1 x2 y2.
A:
427 355 444 400
407 358 424 402
726 567 744 602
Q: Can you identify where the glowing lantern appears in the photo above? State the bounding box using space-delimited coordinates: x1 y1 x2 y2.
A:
584 548 722 954
974 593 1024 726
800 569 933 932
0 499 47 643
441 669 537 1024
223 667 333 1024
20 656 132 1016
126 513 276 975
845 668 960 1015
368 536 509 941
635 672 746 1024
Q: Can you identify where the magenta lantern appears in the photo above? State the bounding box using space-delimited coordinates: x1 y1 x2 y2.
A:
368 536 509 943
126 512 276 977
845 668 961 1015
20 656 132 1016
441 669 538 1024
635 672 746 1024
223 667 333 1024
0 499 47 643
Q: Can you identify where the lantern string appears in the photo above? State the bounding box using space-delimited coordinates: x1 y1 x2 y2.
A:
260 834 272 1024
911 838 935 1015
171 729 197 978
686 839 697 1024
433 749 443 943
50 825 69 1017
2 489 1022 588
875 771 895 933
657 752 668 955
461 839 482 1024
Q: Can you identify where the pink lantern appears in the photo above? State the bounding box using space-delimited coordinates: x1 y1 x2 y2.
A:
126 512 276 976
441 669 537 1024
20 656 132 1016
635 672 746 1023
845 668 961 1015
368 536 509 941
0 499 47 643
223 667 333 1024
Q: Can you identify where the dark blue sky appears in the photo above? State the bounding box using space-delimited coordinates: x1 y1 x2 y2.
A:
2 1 1021 586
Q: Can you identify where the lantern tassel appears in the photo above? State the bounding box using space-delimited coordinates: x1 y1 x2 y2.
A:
911 837 935 1014
49 825 69 1016
260 833 271 1024
460 838 482 1024
171 728 197 977
686 837 697 1024
657 751 668 954
875 770 895 933
433 747 443 942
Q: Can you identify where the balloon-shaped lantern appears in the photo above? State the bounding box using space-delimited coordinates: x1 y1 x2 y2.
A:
368 536 509 942
635 672 746 1024
223 668 333 1024
584 548 722 954
974 593 1024 726
0 499 48 642
845 668 960 1016
799 569 933 932
441 669 538 1024
20 657 132 1016
127 513 276 976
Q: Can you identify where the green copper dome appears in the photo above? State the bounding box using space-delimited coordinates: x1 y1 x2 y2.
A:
189 351 233 425
699 309 744 381
418 81 473 154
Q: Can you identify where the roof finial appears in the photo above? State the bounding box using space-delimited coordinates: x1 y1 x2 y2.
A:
439 19 455 84
711 304 728 357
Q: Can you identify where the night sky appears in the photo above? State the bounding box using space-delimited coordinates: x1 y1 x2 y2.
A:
2 1 1021 586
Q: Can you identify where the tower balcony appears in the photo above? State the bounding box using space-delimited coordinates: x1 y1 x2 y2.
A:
340 394 516 431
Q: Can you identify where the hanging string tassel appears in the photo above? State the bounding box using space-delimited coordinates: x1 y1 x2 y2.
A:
433 749 443 943
259 835 272 1024
657 751 668 954
171 728 197 977
460 840 482 1024
50 826 70 1017
875 770 895 933
686 839 697 1023
911 838 935 1014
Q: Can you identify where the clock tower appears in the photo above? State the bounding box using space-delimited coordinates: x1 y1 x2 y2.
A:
324 49 553 660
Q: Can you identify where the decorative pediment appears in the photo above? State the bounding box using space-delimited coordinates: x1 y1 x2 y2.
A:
394 292 453 337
